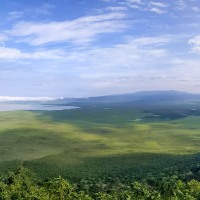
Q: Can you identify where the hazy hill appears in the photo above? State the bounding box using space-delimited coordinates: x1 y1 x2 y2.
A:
54 91 200 104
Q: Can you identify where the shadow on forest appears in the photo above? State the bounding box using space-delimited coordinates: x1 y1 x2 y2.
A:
34 106 137 126
0 126 200 182
16 151 200 181
34 103 200 129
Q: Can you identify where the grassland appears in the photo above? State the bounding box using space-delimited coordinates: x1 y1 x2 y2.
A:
0 102 200 183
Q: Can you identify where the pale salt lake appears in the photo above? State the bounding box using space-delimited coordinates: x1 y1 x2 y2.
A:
0 102 79 112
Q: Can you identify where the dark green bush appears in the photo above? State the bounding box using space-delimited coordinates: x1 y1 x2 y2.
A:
1 166 200 199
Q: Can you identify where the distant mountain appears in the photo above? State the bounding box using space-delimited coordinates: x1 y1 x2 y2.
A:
53 91 200 104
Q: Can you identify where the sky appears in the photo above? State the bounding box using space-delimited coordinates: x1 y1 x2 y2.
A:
0 0 200 98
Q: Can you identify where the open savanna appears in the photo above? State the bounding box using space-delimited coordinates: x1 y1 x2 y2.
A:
1 102 200 182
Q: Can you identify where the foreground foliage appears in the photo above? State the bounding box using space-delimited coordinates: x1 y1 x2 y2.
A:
1 166 200 199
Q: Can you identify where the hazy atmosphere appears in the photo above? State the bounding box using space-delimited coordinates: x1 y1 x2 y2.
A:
0 0 200 97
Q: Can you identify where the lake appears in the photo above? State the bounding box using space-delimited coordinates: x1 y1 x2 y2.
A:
0 102 79 112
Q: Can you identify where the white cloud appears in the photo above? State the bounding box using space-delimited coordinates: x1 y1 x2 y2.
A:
128 36 170 46
188 35 200 53
0 47 66 59
62 35 200 94
106 6 128 11
7 12 127 46
119 0 167 14
126 0 143 4
0 47 22 59
175 0 187 10
0 35 8 43
8 3 55 21
63 36 169 71
0 96 55 102
149 7 165 14
121 0 143 8
0 35 169 61
8 11 25 20
175 0 200 12
79 56 200 94
101 0 113 2
191 7 200 12
149 2 168 8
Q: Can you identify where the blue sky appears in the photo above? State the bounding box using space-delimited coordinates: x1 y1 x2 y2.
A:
0 0 200 97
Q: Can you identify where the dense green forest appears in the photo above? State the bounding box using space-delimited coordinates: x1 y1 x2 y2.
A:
1 165 200 200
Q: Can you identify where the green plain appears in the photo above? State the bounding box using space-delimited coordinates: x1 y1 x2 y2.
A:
0 103 200 181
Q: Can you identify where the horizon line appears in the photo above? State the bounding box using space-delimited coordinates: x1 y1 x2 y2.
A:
0 90 199 102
